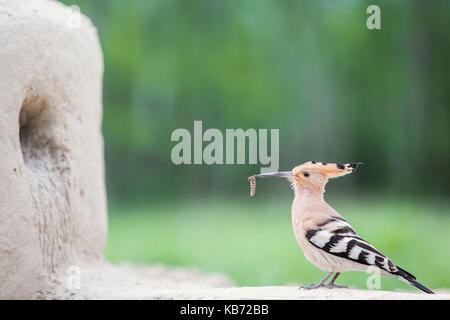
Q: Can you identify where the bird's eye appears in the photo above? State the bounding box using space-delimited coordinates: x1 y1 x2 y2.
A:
303 172 310 177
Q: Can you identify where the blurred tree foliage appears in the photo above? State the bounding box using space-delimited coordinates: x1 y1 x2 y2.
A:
59 0 450 202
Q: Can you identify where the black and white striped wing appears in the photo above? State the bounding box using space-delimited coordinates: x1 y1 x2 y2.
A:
305 216 400 274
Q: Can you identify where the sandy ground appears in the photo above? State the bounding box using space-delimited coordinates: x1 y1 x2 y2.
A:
40 261 450 300
154 286 450 300
65 285 450 300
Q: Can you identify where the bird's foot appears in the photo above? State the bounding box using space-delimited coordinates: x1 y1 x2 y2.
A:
298 284 325 290
324 284 348 289
299 283 348 290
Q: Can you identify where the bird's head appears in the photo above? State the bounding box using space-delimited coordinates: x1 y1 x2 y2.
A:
250 161 359 195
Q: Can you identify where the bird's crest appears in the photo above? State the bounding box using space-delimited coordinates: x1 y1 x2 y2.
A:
292 161 360 179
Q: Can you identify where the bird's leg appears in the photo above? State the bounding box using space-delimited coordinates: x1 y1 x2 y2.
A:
324 272 348 289
299 272 334 290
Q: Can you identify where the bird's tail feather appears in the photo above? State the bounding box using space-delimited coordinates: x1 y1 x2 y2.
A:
406 278 434 294
395 267 434 294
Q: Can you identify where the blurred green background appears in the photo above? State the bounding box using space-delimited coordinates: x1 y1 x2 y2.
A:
59 0 450 291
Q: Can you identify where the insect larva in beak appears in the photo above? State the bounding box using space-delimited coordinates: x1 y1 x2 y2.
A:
248 176 256 197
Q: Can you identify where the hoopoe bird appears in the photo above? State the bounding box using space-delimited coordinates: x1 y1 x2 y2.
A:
248 161 434 294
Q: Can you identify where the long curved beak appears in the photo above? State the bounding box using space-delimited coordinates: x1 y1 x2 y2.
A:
249 171 294 179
